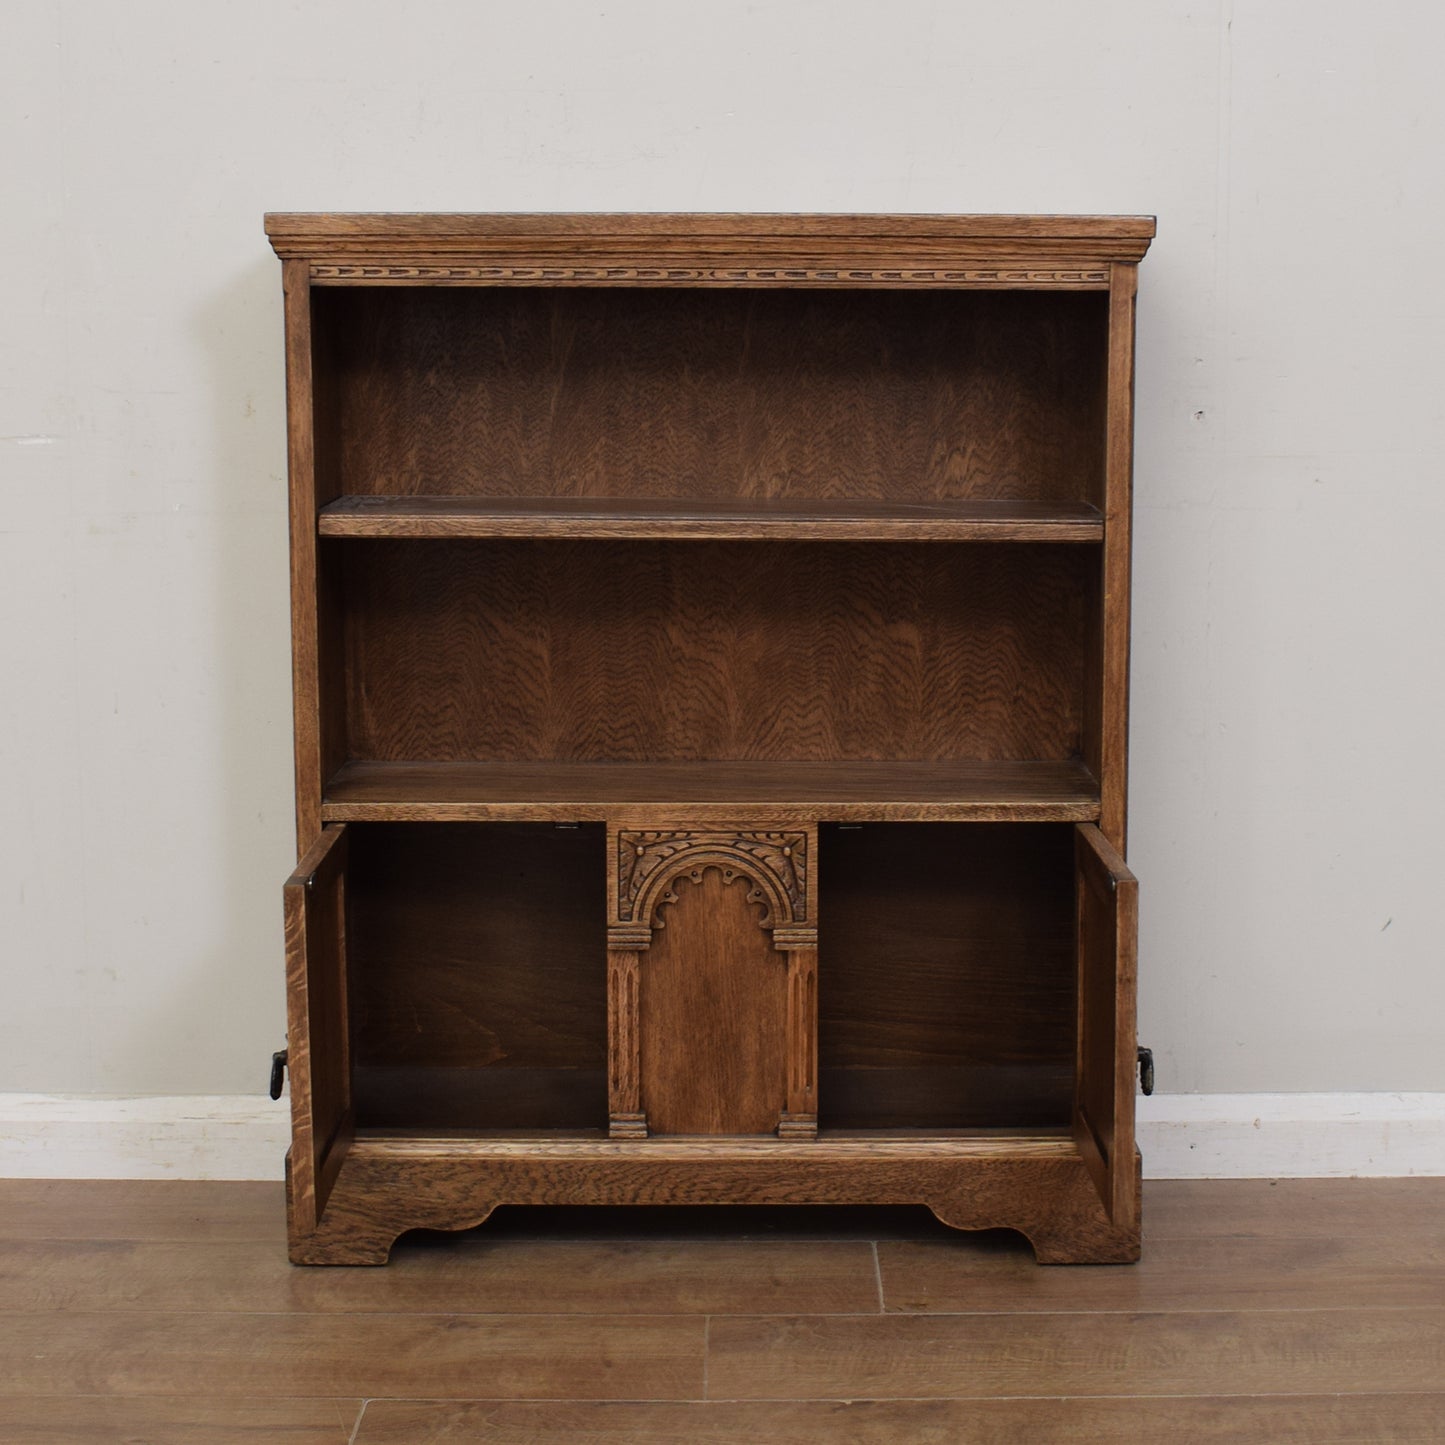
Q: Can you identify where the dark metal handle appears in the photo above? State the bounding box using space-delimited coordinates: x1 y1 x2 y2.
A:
1137 1046 1154 1096
269 1049 289 1101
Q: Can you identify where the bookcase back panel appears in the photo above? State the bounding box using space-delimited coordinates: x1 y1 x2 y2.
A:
819 823 1075 1129
314 287 1107 504
346 823 607 1131
338 540 1089 763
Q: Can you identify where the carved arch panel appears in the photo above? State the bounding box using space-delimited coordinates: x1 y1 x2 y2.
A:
607 826 818 1140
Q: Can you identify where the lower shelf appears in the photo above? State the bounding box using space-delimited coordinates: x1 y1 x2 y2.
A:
287 1132 1141 1268
321 758 1102 824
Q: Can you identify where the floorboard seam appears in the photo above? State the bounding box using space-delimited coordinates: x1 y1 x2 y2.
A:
9 1304 1445 1319
347 1398 368 1445
685 1390 1445 1403
849 1304 1445 1318
282 1390 1445 1404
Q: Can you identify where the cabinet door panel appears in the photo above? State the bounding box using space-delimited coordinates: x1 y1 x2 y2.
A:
608 826 818 1139
641 867 788 1135
1073 822 1138 1226
283 824 352 1232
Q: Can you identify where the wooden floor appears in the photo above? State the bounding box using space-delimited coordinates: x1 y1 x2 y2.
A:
0 1180 1442 1443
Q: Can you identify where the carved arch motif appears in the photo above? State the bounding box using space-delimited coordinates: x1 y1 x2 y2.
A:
640 852 790 938
616 831 807 932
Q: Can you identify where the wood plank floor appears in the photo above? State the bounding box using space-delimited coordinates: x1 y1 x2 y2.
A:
0 1180 1441 1443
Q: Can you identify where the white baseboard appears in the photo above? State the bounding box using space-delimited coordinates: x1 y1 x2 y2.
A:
0 1094 291 1180
1137 1091 1445 1178
1 1092 1441 1181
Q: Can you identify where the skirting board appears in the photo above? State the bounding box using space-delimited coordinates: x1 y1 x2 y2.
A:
0 1092 1441 1181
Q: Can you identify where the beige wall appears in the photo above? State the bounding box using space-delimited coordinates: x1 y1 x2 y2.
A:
3 1 1441 1094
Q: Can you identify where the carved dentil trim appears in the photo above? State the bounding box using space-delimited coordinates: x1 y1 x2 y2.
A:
616 830 807 928
310 264 1109 286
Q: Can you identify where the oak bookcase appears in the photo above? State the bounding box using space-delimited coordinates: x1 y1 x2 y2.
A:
266 213 1153 1265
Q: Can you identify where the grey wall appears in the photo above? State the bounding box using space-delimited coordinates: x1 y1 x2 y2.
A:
3 1 1441 1095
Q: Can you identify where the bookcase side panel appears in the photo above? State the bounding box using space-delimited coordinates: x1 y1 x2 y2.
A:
1086 262 1139 851
283 260 326 846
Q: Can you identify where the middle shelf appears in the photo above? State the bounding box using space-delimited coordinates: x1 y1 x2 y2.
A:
318 494 1105 542
321 757 1101 824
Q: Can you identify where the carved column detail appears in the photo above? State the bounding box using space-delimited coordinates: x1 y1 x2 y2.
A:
779 947 819 1139
607 949 646 1139
606 825 819 1139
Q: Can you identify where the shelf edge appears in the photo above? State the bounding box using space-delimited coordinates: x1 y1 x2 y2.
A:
317 497 1106 543
320 800 1102 825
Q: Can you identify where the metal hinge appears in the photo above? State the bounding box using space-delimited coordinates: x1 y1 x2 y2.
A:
1137 1046 1155 1096
269 1048 289 1101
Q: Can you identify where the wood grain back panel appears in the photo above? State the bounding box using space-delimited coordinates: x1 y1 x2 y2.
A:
819 824 1075 1130
312 287 1107 503
339 540 1089 764
345 823 606 1131
639 868 788 1135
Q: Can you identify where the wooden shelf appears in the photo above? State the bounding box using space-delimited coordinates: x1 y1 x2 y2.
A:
318 495 1104 542
321 758 1101 824
350 1131 1079 1159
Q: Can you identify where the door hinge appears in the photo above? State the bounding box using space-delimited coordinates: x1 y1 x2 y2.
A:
269 1048 289 1101
1137 1045 1155 1096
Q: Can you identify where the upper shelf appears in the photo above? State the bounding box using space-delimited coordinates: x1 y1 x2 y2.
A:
318 496 1104 543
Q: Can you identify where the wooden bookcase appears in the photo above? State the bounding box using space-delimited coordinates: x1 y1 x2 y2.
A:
265 213 1153 1265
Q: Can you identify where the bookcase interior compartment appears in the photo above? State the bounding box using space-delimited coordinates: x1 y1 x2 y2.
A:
345 822 606 1133
330 538 1094 767
310 286 1108 505
819 823 1077 1132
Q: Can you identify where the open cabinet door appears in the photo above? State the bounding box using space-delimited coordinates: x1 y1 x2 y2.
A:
283 824 352 1235
1073 823 1139 1228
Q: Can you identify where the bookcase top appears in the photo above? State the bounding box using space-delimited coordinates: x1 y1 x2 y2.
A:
264 212 1154 281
